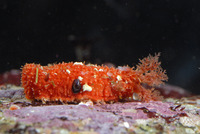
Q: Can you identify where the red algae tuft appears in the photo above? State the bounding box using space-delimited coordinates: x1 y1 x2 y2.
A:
21 53 168 103
9 104 20 110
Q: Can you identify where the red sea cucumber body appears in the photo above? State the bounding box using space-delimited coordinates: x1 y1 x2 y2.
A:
21 53 168 103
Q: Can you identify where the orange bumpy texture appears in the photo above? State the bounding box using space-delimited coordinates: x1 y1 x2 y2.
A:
21 53 168 103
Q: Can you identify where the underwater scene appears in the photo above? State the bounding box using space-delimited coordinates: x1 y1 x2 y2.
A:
0 1 200 133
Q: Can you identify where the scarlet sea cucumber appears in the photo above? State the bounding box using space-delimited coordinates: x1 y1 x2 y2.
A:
21 53 168 103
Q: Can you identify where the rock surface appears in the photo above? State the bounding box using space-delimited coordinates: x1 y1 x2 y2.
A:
0 86 200 134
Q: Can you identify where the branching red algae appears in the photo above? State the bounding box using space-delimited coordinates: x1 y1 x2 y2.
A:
21 53 168 103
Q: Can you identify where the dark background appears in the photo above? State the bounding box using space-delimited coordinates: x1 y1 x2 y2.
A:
1 1 200 94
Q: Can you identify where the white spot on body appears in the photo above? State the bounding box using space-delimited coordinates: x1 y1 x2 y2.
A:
117 75 122 81
83 83 92 92
78 100 93 106
87 63 97 66
99 69 103 71
66 69 70 74
81 71 87 75
43 72 47 75
73 62 83 65
107 72 112 76
78 76 83 81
